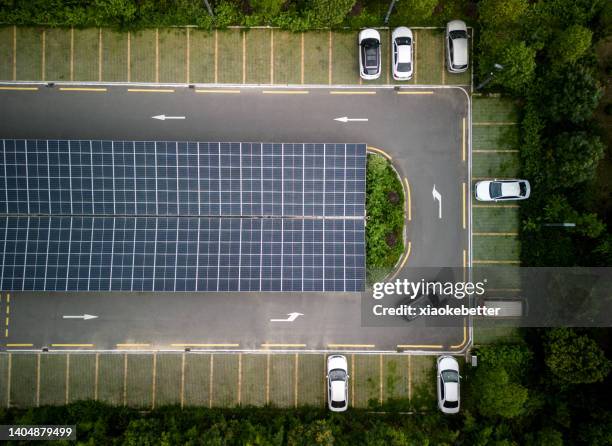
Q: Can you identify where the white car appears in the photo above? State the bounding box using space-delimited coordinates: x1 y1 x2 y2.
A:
327 355 349 411
437 355 460 414
392 27 413 80
445 20 469 73
359 29 381 80
475 179 531 201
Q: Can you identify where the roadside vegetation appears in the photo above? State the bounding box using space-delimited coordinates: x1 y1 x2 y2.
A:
365 154 404 282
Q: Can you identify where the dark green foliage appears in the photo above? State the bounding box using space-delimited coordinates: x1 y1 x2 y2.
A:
472 367 529 418
365 155 405 281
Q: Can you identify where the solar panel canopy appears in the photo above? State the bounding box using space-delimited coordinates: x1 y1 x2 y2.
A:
0 140 367 293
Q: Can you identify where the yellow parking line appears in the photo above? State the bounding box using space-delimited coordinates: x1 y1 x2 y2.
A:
186 28 190 83
95 353 100 401
238 353 242 406
12 25 16 81
6 343 33 347
404 177 411 221
98 28 103 82
270 29 274 84
379 354 383 404
473 204 519 208
66 355 72 404
127 31 131 82
413 31 418 84
214 30 218 84
51 344 94 347
196 89 241 94
116 343 151 348
122 354 127 406
463 249 467 268
70 27 74 81
328 31 332 85
261 343 306 348
367 146 392 160
397 344 444 349
59 87 107 92
408 355 412 400
262 90 309 94
0 86 38 91
127 88 174 93
351 354 355 405
294 353 298 408
441 39 445 84
180 352 185 408
36 353 41 406
397 91 434 94
209 354 214 408
473 260 520 264
41 29 45 81
462 182 466 229
242 31 246 84
7 353 11 407
155 28 159 84
473 122 517 126
473 232 518 236
266 353 270 405
300 33 304 84
328 344 375 349
171 343 239 347
462 117 466 162
151 353 156 408
330 90 376 95
473 149 519 153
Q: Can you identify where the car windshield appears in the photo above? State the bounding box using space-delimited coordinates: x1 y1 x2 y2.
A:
396 37 411 45
444 400 459 408
331 400 345 408
442 370 459 382
397 62 411 72
519 182 527 196
329 369 346 381
489 182 502 199
449 30 467 40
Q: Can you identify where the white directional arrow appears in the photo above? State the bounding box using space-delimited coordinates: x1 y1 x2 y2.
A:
270 312 303 322
152 114 186 121
334 116 369 123
432 185 442 219
62 314 98 320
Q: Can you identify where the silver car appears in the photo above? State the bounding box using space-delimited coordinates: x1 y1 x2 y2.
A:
437 355 460 414
327 355 349 411
446 20 469 73
475 179 531 201
392 27 413 80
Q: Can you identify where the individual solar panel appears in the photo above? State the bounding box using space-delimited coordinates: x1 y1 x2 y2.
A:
1 140 366 218
0 216 365 293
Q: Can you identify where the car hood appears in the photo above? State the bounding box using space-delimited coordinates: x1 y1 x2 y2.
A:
501 182 520 197
438 356 459 372
475 181 491 199
447 20 467 32
331 381 346 401
445 382 459 402
328 356 347 372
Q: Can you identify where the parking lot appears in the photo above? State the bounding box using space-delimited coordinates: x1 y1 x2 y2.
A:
0 352 435 409
0 26 471 87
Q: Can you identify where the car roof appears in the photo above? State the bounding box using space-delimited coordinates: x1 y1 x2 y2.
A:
444 382 459 401
331 381 345 401
397 44 411 63
452 38 468 65
501 182 520 197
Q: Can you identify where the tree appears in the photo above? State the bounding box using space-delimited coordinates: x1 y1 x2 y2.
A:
551 132 605 187
94 0 137 27
544 328 611 384
548 25 592 67
538 67 603 124
473 367 528 418
250 0 286 20
309 0 356 27
524 427 564 446
393 0 438 24
478 0 529 28
491 41 536 94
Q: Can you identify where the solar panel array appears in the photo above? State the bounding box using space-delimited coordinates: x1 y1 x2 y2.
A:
0 140 365 217
0 140 367 293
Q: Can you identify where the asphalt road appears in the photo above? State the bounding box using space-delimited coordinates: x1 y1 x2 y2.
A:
0 85 470 352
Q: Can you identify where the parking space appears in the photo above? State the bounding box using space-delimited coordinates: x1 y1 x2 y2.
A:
0 352 438 409
0 26 471 87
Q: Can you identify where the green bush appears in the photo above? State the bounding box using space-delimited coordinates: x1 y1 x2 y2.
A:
365 155 405 281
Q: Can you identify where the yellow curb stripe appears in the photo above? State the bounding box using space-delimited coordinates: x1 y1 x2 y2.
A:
0 86 39 91
330 91 376 95
473 232 518 236
397 344 444 349
6 343 33 347
170 343 239 347
127 88 174 93
261 343 306 348
262 90 309 94
196 89 241 94
397 91 434 94
451 322 468 349
390 241 411 280
367 146 392 160
327 344 375 348
51 344 94 347
59 87 107 92
462 182 466 230
462 117 466 162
